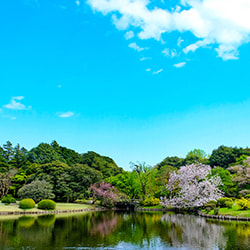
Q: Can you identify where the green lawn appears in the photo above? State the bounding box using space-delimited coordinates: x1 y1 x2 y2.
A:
0 202 95 213
218 207 250 217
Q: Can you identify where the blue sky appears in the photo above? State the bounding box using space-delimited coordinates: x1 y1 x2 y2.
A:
1 0 250 170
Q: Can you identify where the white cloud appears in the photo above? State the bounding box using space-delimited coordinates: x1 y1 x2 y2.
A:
58 85 62 88
162 48 170 56
128 42 144 52
153 69 163 74
3 96 31 110
87 0 250 60
76 0 80 6
140 57 151 61
124 31 134 40
162 48 178 58
177 37 184 47
146 68 151 71
174 62 186 68
58 111 74 118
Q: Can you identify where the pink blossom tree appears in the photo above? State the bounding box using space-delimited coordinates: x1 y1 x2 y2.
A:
90 181 118 207
161 164 223 208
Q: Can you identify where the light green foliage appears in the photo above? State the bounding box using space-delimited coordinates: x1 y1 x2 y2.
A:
185 149 207 164
236 198 250 210
38 199 56 210
1 194 16 204
217 197 233 208
106 171 141 199
204 200 217 212
18 179 55 203
142 197 160 206
211 167 234 196
225 201 233 208
130 162 157 199
19 198 36 209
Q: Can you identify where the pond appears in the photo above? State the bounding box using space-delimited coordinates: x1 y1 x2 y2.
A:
0 211 249 249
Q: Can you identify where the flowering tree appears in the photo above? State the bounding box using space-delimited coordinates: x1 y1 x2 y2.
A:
161 164 223 208
90 182 118 207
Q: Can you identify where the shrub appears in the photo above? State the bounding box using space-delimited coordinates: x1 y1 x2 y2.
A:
236 198 250 210
245 194 250 199
19 199 36 209
214 208 220 215
143 197 160 206
225 201 233 208
204 201 216 212
38 199 56 210
2 195 16 204
217 198 233 208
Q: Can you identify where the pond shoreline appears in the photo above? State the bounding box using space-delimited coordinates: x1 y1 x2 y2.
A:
0 207 108 216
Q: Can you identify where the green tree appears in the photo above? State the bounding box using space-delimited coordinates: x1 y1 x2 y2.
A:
209 146 244 168
28 143 65 164
18 179 55 203
130 162 157 199
156 156 184 170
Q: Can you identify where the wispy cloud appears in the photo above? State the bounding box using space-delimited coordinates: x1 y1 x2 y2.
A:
162 48 178 58
128 42 145 52
177 37 184 47
140 57 152 61
146 68 151 72
87 0 250 60
174 62 186 68
153 69 163 74
58 111 74 118
75 0 80 6
3 96 31 110
124 31 134 40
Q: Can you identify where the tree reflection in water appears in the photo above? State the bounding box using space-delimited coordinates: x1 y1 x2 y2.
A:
161 213 227 249
0 211 250 249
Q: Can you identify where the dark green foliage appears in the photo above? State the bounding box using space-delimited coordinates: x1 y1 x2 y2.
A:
19 198 36 209
1 194 16 204
245 194 250 198
38 199 56 210
156 156 184 169
81 151 123 178
214 208 220 215
209 146 246 168
217 197 233 208
28 143 65 164
18 180 55 203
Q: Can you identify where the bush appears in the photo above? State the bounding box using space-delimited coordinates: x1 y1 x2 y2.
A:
204 201 217 212
38 199 56 210
217 198 233 208
214 208 220 215
19 199 36 209
245 194 250 199
2 195 16 204
225 201 233 208
236 198 250 210
142 197 160 206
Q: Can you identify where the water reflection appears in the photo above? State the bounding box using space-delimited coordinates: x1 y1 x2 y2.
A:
0 211 249 249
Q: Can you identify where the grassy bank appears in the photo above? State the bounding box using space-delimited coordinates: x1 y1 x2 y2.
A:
0 201 95 213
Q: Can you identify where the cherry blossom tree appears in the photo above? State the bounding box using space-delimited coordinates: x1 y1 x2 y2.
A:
90 182 118 207
161 164 223 208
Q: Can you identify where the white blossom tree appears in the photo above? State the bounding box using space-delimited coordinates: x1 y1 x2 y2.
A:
161 164 223 208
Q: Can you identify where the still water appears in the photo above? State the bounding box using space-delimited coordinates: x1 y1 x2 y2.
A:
0 211 249 250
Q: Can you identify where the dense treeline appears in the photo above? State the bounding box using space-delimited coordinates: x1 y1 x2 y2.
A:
1 141 250 203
